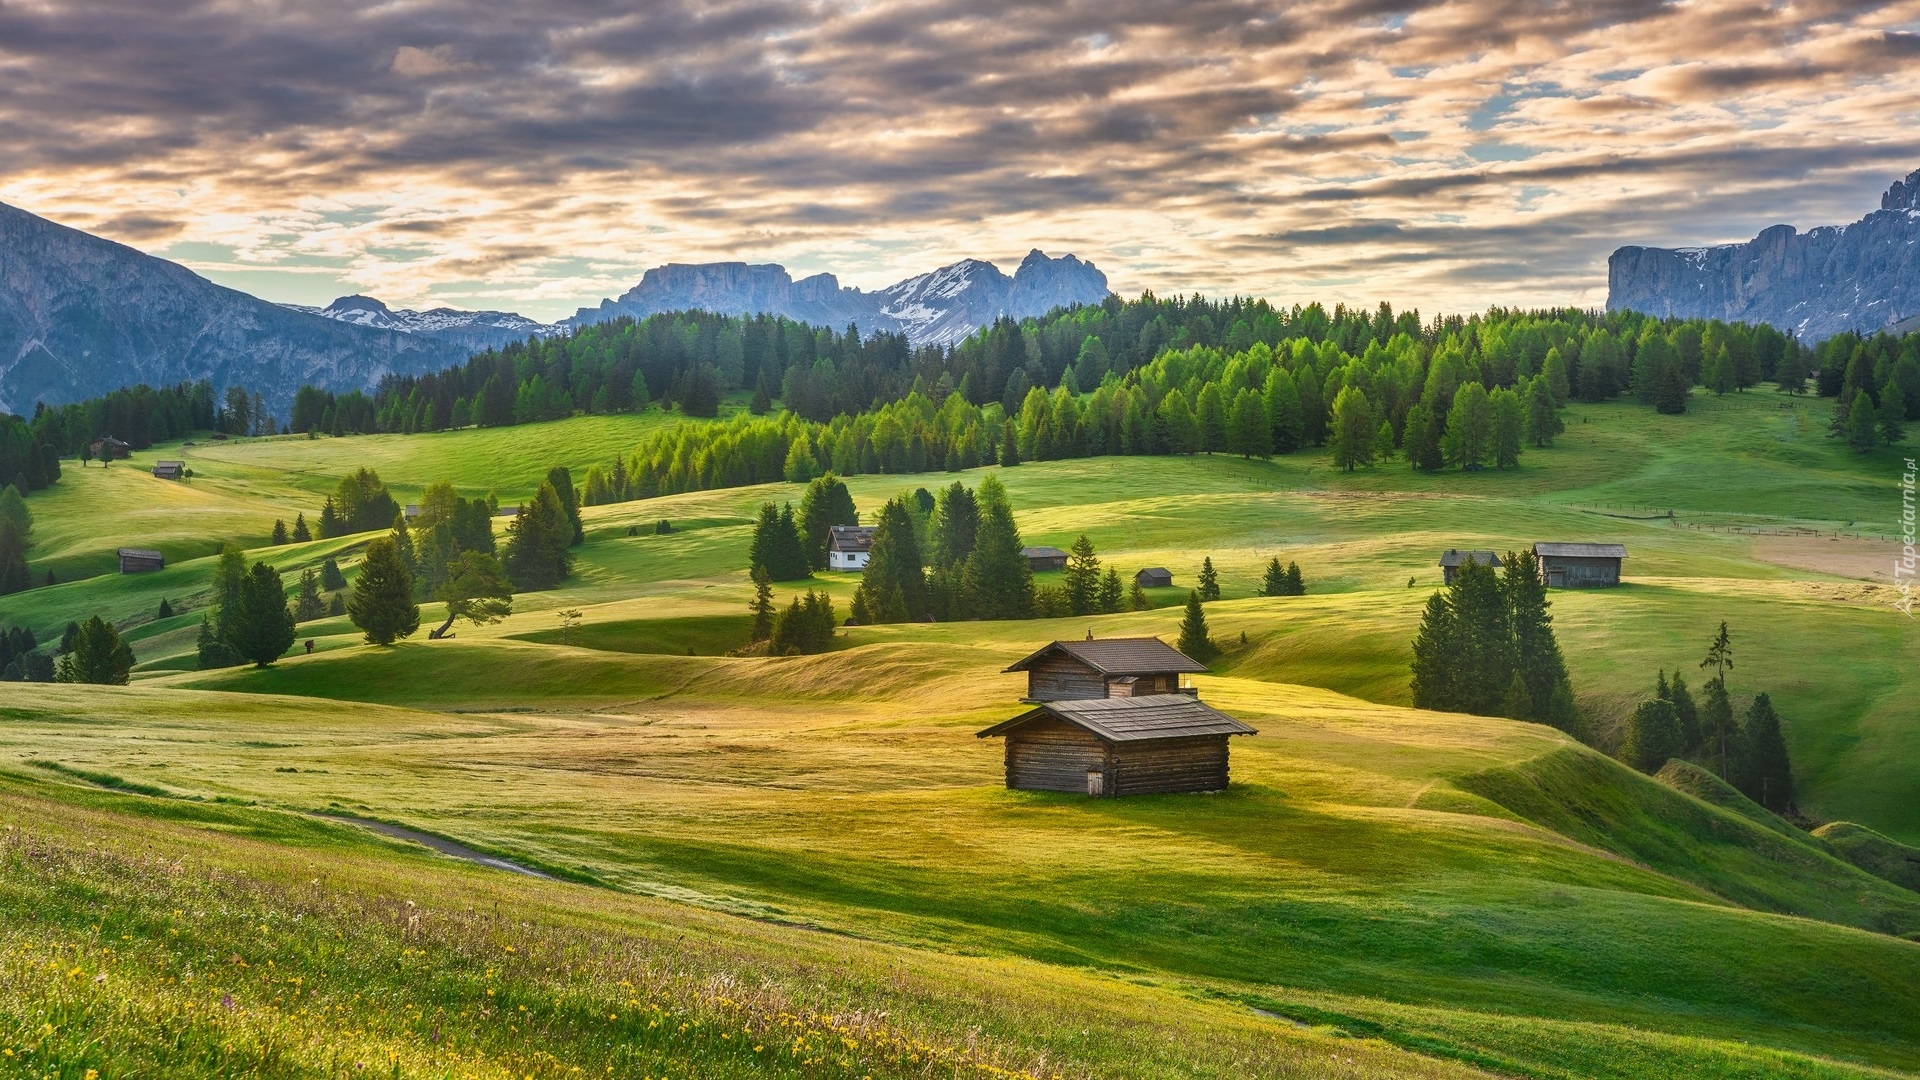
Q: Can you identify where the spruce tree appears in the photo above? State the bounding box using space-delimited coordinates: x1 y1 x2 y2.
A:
271 519 289 545
852 498 928 623
1878 382 1907 445
929 481 980 570
229 561 296 667
1197 556 1220 601
1700 675 1738 781
0 485 30 596
328 592 346 617
321 556 348 591
55 616 133 685
196 545 247 669
1667 671 1701 751
1740 692 1794 812
1410 591 1460 711
293 568 326 622
1623 698 1682 773
1262 557 1286 597
1097 567 1124 614
1450 559 1512 716
292 513 312 543
1176 590 1217 663
157 598 174 620
1129 580 1150 611
1284 562 1305 595
1501 671 1531 720
319 498 339 538
748 565 775 642
348 537 419 645
962 474 1034 619
1502 550 1578 737
1063 535 1101 615
998 421 1020 467
547 467 585 546
1655 362 1690 415
798 472 858 570
503 483 575 590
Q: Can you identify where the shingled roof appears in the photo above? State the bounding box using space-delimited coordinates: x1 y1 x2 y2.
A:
1533 542 1627 559
828 525 877 552
977 694 1258 742
1437 549 1501 568
1003 636 1210 676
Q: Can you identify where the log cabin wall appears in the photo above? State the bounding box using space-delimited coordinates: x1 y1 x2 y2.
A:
1110 735 1230 795
1025 654 1108 700
1004 717 1110 792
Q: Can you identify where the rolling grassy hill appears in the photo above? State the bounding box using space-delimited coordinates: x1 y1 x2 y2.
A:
4 388 1919 1078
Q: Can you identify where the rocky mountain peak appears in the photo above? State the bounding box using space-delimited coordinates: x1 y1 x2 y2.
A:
1882 169 1920 212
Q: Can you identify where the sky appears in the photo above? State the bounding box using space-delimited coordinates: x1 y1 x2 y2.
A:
2 0 1918 324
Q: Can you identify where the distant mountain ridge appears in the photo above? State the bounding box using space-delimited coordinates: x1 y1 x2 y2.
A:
1608 167 1920 341
284 295 554 354
567 249 1110 346
0 201 468 415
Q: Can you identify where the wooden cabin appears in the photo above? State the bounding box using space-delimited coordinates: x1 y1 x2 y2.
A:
1438 549 1500 585
1533 542 1626 588
1136 567 1174 588
827 525 877 570
151 460 185 480
1022 545 1068 572
978 694 1257 796
1004 636 1209 702
90 437 131 461
117 547 165 574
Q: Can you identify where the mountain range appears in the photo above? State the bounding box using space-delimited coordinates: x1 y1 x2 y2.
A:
0 196 1112 415
564 249 1111 346
1608 167 1920 341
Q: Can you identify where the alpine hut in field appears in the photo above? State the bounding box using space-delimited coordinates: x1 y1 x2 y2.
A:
117 547 165 574
1135 567 1174 589
1532 542 1627 588
151 460 185 480
1438 549 1501 585
827 525 878 570
979 637 1255 796
1021 545 1069 572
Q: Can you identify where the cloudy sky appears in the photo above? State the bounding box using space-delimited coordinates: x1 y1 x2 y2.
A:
2 0 1918 322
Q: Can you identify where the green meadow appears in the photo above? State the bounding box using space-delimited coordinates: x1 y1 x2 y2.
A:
5 387 1920 1078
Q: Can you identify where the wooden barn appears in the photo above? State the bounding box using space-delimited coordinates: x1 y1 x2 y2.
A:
117 547 164 574
1438 549 1501 584
827 525 877 570
1533 542 1627 588
91 437 131 461
1004 636 1209 701
1135 567 1174 588
152 460 185 480
978 694 1257 796
1022 545 1068 572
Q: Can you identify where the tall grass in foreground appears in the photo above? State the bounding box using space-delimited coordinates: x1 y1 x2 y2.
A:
0 822 1037 1080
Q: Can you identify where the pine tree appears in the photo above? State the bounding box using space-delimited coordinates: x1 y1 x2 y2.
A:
1284 562 1304 596
798 473 858 570
321 556 347 592
1502 550 1579 737
1063 535 1101 615
55 616 133 685
1501 670 1531 720
1177 590 1217 663
1097 568 1123 614
748 502 811 582
1410 592 1459 711
229 561 296 667
1740 692 1794 812
1197 556 1220 601
1262 557 1286 597
0 485 30 596
1449 559 1512 716
318 497 340 538
1623 698 1683 773
962 474 1034 620
547 467 585 546
390 511 416 576
348 537 419 645
1655 362 1690 415
292 513 312 543
749 375 773 416
504 483 575 590
748 565 775 642
429 552 513 639
1667 671 1701 751
328 592 346 617
157 598 174 620
998 421 1020 467
1699 674 1738 781
929 481 980 571
852 498 928 623
293 568 326 622
1129 580 1150 611
271 519 289 545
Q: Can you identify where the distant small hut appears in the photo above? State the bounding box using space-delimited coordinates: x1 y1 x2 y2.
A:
981 636 1255 796
151 460 185 480
118 547 165 574
1437 549 1501 585
403 504 423 520
1533 542 1626 588
827 525 878 570
91 437 131 461
1022 545 1068 572
1135 567 1174 589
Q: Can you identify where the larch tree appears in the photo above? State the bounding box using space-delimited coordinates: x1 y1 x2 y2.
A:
1330 386 1375 471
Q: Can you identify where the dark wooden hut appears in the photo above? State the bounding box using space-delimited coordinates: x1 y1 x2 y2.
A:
1022 545 1068 571
1135 567 1174 588
1004 636 1209 701
1437 549 1501 584
117 547 164 573
90 437 131 461
978 695 1257 796
1532 542 1626 588
151 460 185 480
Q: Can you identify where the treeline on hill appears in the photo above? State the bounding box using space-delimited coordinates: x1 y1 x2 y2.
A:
1621 622 1796 813
1409 551 1582 739
24 382 279 458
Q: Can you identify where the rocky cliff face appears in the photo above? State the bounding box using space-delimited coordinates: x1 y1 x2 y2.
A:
0 202 467 415
568 249 1110 346
1608 168 1920 341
